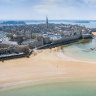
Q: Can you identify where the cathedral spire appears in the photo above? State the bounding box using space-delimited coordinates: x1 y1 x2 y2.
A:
46 16 48 28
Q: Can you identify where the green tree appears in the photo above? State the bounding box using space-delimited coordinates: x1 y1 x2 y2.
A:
6 34 13 40
31 34 36 39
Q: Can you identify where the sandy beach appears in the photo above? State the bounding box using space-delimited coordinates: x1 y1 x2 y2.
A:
0 47 96 90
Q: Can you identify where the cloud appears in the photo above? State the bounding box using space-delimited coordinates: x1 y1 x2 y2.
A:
30 0 96 20
84 0 96 3
41 0 64 3
0 0 29 3
0 0 27 1
83 0 96 7
0 0 96 20
32 0 80 19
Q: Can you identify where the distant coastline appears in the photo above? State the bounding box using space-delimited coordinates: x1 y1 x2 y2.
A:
0 20 96 28
1 21 25 25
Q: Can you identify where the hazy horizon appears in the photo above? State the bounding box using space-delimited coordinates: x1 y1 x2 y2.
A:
0 18 96 21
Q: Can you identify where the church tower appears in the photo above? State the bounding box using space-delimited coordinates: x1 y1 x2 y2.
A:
46 16 49 28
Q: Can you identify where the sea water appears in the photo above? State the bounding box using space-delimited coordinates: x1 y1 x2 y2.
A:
25 20 96 28
63 38 96 62
0 82 96 96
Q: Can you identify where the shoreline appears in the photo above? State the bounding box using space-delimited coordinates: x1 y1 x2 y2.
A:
1 75 96 92
0 47 96 91
56 50 96 64
0 36 91 61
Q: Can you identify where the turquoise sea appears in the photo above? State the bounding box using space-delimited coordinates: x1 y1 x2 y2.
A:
63 38 96 62
0 81 96 96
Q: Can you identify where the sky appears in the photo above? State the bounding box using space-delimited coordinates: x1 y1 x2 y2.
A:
0 0 96 20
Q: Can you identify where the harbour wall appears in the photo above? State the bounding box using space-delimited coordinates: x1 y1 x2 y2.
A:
38 34 92 49
0 34 92 60
0 53 27 61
